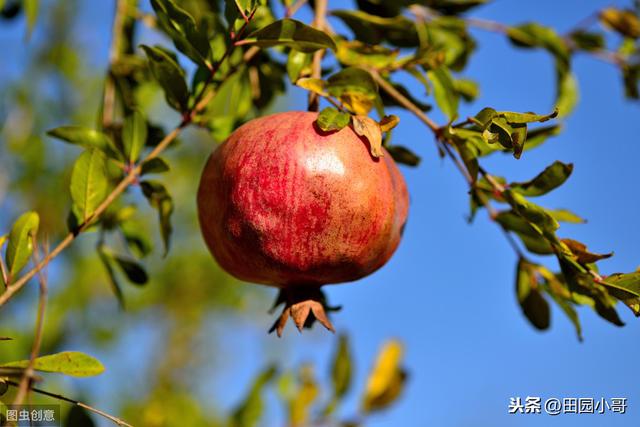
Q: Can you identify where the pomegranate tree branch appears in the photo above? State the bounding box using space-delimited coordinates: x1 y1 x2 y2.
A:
285 0 308 18
373 69 528 259
0 10 263 309
192 8 258 114
308 0 328 111
12 238 49 406
102 0 129 129
369 70 439 132
5 380 133 427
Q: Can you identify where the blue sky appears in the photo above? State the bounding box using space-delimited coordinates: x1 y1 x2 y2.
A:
2 1 640 426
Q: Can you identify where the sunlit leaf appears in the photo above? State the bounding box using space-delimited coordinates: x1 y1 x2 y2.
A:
70 149 109 224
150 0 211 66
510 161 573 197
362 339 407 414
427 66 458 120
286 50 311 82
547 209 586 224
243 19 336 53
47 126 119 158
331 334 352 399
327 67 379 115
122 109 148 163
5 211 39 278
0 351 105 377
140 44 190 112
600 7 640 39
317 107 351 132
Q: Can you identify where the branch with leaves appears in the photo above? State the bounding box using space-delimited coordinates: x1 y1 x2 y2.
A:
2 0 640 424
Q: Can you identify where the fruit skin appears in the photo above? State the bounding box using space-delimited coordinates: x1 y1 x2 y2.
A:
197 111 408 288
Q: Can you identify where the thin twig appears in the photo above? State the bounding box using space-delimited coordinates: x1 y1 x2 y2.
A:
308 0 328 111
286 0 308 18
192 8 258 114
5 380 133 427
369 70 440 132
0 252 8 288
375 69 527 259
12 237 49 406
102 0 128 129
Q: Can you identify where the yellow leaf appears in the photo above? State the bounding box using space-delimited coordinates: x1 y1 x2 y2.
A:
289 364 319 426
351 115 384 158
362 339 407 413
340 92 375 115
379 115 400 132
296 78 328 97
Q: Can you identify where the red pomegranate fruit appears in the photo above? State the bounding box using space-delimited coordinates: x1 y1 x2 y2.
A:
197 111 409 336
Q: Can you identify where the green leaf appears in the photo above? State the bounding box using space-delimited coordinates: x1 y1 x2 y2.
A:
231 365 277 427
330 10 418 47
46 126 119 158
427 67 458 120
602 272 640 315
150 0 211 66
516 258 551 330
140 181 174 255
113 256 149 286
361 340 407 414
5 211 39 278
555 68 578 118
122 109 148 163
499 109 558 124
510 161 573 197
331 334 352 400
560 238 613 264
140 157 170 175
454 78 479 102
423 0 488 15
140 45 190 112
569 30 606 51
600 8 640 39
70 149 109 224
243 19 336 53
336 40 399 69
316 107 351 132
0 351 105 377
547 209 586 224
295 77 327 96
289 365 320 426
327 67 379 115
603 272 640 297
507 22 570 64
495 211 553 255
286 50 311 83
503 191 559 236
386 146 421 167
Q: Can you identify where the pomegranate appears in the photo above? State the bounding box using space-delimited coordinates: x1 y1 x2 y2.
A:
197 111 408 335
